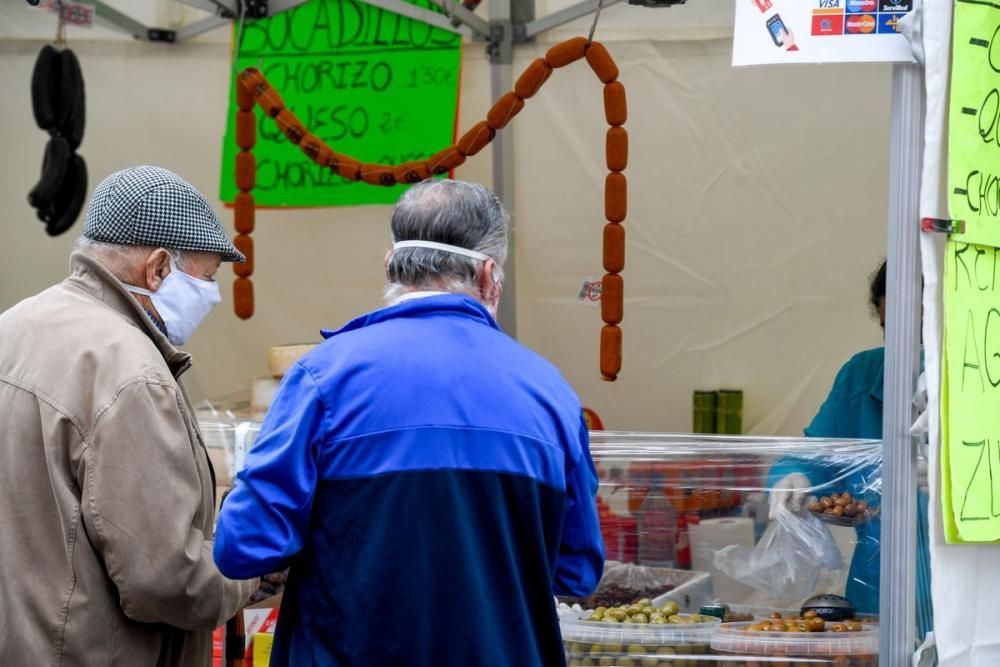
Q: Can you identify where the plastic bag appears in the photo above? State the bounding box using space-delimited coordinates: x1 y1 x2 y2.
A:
714 503 842 600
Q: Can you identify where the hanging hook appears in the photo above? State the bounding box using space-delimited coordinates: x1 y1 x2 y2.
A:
54 0 67 48
231 0 248 76
587 0 606 45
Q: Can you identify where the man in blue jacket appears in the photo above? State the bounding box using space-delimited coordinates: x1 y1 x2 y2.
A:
214 180 605 666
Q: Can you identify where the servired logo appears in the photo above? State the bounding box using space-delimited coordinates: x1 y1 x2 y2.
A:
846 0 877 12
812 12 845 35
845 14 877 33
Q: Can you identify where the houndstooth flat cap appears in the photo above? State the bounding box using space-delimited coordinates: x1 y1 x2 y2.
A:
84 166 245 262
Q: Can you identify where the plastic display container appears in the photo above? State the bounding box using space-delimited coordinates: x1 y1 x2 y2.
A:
561 611 719 666
711 622 878 666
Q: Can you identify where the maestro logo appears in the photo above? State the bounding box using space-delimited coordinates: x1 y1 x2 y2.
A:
846 14 877 33
845 0 877 12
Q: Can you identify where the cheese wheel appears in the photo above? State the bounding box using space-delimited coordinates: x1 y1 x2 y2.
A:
233 234 253 277
330 153 362 180
251 376 281 417
236 110 256 150
427 146 466 175
544 37 588 68
235 151 255 192
603 222 625 273
234 277 254 320
275 109 305 144
603 81 627 127
267 343 318 378
514 59 553 99
605 172 627 223
360 163 397 186
606 127 628 172
457 121 495 157
585 42 619 83
601 273 623 325
394 161 432 184
234 192 255 234
486 92 525 130
600 324 622 381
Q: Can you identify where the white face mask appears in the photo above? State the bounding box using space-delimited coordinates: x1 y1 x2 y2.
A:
126 255 221 345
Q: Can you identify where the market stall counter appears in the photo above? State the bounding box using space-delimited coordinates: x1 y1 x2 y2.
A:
203 423 884 666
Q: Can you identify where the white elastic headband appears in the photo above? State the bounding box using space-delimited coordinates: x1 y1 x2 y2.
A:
392 240 490 262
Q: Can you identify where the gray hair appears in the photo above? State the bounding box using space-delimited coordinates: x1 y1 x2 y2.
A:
73 236 196 284
384 180 509 304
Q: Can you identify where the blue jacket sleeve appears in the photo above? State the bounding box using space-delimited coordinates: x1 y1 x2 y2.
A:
213 362 325 579
552 415 605 597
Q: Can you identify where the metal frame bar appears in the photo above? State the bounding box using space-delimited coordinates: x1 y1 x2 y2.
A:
353 0 470 36
175 0 239 17
93 2 151 40
879 62 924 666
174 15 231 41
490 0 518 335
444 2 491 39
524 0 623 39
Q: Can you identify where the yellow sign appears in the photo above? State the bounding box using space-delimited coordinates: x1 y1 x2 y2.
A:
949 0 1000 247
942 240 1000 542
253 632 274 666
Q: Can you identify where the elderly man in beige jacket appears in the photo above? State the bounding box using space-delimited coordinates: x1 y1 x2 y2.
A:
0 166 256 665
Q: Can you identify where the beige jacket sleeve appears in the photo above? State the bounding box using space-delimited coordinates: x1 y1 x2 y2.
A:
79 379 256 631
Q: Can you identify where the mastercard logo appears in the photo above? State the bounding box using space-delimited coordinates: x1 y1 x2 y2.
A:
846 0 877 11
846 14 877 32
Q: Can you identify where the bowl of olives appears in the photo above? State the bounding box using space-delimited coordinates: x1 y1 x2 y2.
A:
711 618 879 666
560 598 719 666
809 491 878 527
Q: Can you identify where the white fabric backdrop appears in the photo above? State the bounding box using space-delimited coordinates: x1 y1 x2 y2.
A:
1 3 890 436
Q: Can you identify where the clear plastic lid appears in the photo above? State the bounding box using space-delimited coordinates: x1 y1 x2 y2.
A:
711 622 878 656
560 612 719 646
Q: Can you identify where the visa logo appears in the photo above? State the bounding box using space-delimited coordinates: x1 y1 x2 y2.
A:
819 0 840 6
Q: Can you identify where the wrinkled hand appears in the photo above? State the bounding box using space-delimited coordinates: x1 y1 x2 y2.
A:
769 472 811 519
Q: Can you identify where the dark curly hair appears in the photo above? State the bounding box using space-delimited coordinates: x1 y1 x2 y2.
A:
869 259 887 320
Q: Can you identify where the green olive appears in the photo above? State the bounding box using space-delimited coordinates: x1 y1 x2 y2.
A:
589 644 603 656
630 613 649 624
609 609 628 622
656 646 677 655
660 601 680 616
598 658 614 667
636 598 652 606
640 658 658 667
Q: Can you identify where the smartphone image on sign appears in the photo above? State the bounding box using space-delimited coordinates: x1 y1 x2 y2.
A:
766 14 789 46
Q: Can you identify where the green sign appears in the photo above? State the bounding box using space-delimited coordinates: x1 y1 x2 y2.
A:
948 0 1000 246
942 240 1000 542
942 0 1000 542
219 0 462 207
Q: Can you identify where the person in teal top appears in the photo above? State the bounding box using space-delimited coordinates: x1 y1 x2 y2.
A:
769 260 932 639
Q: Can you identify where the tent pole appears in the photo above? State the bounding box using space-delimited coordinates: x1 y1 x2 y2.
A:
490 0 517 336
880 61 923 666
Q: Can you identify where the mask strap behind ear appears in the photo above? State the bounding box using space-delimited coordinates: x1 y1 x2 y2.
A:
392 240 491 262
